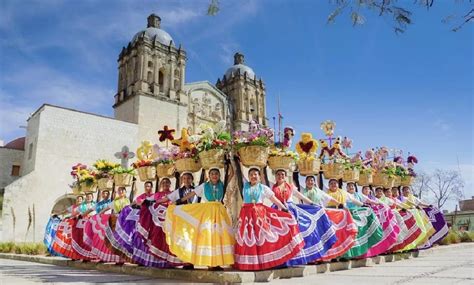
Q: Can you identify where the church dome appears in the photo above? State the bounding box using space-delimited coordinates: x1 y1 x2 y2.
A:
132 14 174 46
224 53 255 79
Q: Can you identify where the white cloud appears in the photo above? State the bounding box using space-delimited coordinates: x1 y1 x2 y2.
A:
0 63 113 141
433 118 451 132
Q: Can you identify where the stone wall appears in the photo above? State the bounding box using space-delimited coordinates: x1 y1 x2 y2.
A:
0 148 24 190
1 105 139 242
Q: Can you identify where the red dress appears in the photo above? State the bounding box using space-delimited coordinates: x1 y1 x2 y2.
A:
136 191 182 265
234 182 304 270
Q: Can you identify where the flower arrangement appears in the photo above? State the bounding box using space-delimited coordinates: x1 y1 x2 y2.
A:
232 121 274 150
342 159 362 171
195 121 231 152
153 145 179 165
131 159 154 169
93 159 120 179
269 149 299 160
110 166 136 175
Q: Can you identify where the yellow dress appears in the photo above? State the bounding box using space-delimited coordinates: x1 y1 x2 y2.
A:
397 197 435 251
165 202 235 267
326 189 346 207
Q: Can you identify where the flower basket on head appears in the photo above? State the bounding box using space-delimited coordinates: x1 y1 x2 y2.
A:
199 148 225 170
297 157 321 176
137 166 156 181
238 146 269 168
175 158 202 173
97 178 114 190
322 163 344 180
71 184 82 196
394 176 402 187
343 169 360 183
156 163 175 178
358 172 373 186
400 176 414 187
268 155 294 171
114 173 134 187
373 172 395 188
80 183 97 193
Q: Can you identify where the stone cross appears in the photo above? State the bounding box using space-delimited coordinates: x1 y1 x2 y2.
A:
115 146 135 169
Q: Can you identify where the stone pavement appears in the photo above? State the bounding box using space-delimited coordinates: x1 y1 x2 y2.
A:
272 243 474 285
0 243 472 284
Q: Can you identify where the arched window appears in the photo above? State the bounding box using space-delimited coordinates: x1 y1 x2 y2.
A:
158 69 165 92
174 69 180 77
148 61 153 68
174 79 179 90
147 71 153 84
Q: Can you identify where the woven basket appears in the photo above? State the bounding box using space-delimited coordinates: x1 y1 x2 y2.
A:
80 183 97 193
199 149 225 170
156 163 175 178
393 176 402 187
97 178 114 190
175 158 202 173
373 173 395 188
297 158 321 176
322 163 344 179
358 173 373 186
400 176 414 187
137 166 156 182
71 185 82 195
342 169 360 183
268 156 295 171
114 173 133 187
238 146 269 168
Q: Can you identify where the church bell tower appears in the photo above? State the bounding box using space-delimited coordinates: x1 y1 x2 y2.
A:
216 52 267 131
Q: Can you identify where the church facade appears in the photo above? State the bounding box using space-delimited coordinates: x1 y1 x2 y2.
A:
0 14 267 242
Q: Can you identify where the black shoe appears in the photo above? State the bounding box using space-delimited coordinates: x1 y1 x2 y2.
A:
183 264 194 270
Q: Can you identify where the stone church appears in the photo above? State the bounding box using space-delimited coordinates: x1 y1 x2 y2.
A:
0 14 267 242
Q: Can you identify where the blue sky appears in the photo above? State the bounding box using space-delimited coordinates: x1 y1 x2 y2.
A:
0 0 472 209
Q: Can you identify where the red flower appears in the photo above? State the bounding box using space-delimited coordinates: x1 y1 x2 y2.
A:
158 125 176 142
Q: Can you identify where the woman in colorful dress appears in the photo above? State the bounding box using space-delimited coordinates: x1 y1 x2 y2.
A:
53 195 84 259
162 168 235 269
133 178 181 268
303 176 357 261
401 186 447 249
271 169 336 265
234 167 304 270
71 192 96 260
355 185 400 258
388 187 425 252
106 184 166 267
397 187 435 248
334 181 382 259
44 214 62 256
82 189 122 263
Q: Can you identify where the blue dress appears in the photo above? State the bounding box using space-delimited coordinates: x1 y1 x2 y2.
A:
43 216 62 256
272 183 337 265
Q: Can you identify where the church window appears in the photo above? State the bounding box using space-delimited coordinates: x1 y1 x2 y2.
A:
28 143 33 160
11 165 20 176
148 61 153 68
158 69 165 92
174 69 179 77
147 71 153 83
174 79 179 90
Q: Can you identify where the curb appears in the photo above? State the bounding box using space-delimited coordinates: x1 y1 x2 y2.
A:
2 246 468 283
